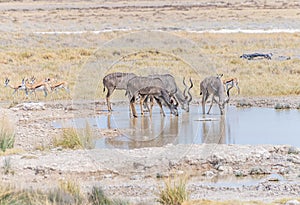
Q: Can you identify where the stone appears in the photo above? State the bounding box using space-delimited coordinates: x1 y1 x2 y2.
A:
285 200 300 205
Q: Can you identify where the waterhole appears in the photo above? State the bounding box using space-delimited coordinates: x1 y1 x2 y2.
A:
52 105 300 149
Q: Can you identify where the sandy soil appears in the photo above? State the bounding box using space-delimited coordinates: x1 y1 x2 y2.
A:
0 0 300 204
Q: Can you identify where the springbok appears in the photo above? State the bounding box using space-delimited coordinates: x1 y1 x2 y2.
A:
47 78 70 99
4 77 27 97
223 77 240 97
137 86 178 117
103 72 137 111
148 74 193 111
24 77 50 99
200 75 229 115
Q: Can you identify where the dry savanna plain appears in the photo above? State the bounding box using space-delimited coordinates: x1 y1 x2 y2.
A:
0 0 300 204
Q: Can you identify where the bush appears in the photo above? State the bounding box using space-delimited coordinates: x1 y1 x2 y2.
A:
0 117 15 152
88 187 129 205
157 177 189 205
54 124 94 149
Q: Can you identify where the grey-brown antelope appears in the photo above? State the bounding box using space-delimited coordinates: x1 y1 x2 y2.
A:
126 76 178 118
137 86 178 117
148 74 193 112
103 72 137 111
200 75 229 115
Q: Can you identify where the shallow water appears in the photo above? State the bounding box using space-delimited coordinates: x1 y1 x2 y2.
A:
52 105 300 149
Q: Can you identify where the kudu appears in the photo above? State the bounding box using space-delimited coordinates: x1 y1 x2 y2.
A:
103 72 137 111
138 86 178 117
126 76 177 117
200 75 229 115
148 74 193 112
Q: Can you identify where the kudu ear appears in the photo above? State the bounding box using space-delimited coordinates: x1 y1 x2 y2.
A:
217 73 223 78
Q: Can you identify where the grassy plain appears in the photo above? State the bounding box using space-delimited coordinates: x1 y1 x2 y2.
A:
1 31 300 102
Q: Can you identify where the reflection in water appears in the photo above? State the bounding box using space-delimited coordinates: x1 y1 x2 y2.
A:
52 105 300 149
202 116 226 144
105 114 179 149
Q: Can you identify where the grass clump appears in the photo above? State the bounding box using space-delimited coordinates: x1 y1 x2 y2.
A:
0 117 15 153
46 180 83 205
2 157 14 175
88 186 129 205
54 124 94 149
157 177 189 205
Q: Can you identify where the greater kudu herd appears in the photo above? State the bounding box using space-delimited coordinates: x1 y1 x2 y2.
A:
103 72 239 117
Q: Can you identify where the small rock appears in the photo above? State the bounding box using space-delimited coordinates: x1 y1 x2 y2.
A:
103 174 113 179
249 167 270 175
288 146 299 154
130 175 144 180
202 170 215 177
234 170 247 177
285 200 300 205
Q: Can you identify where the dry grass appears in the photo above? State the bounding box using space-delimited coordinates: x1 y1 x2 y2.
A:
0 116 15 153
53 124 95 150
1 32 300 102
157 176 189 205
183 198 300 205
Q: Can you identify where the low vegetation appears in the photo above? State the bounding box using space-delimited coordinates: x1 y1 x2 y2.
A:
157 177 189 205
0 117 15 153
53 124 94 149
183 199 300 205
0 184 128 205
1 32 300 102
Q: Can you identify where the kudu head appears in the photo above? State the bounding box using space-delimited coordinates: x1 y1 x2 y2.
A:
182 77 193 112
169 97 179 116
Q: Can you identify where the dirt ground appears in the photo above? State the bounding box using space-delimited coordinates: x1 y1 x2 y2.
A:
0 0 300 204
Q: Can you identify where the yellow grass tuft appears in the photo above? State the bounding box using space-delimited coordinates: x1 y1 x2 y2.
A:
157 176 189 205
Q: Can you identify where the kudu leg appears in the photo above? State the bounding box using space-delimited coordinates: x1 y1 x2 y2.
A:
156 99 165 117
140 95 147 116
201 91 209 115
207 96 215 114
105 88 114 112
130 99 138 118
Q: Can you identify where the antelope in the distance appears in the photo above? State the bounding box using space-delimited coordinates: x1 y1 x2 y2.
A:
47 78 70 99
103 72 137 111
223 77 240 97
24 77 50 99
200 74 229 115
4 77 27 97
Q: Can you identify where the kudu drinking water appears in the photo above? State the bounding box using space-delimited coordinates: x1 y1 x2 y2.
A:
126 76 178 117
138 86 178 117
200 75 229 115
148 74 193 112
103 72 137 111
